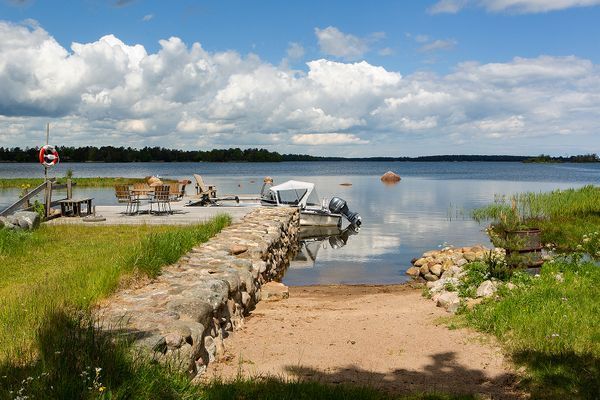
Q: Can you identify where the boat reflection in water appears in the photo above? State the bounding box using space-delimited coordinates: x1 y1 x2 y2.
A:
290 225 359 269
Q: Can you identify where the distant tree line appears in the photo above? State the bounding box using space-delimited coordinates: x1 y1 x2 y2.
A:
0 146 293 163
1 146 595 163
523 154 600 163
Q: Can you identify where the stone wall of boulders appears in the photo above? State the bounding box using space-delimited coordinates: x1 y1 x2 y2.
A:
406 245 490 282
0 211 41 231
98 207 299 379
406 245 507 313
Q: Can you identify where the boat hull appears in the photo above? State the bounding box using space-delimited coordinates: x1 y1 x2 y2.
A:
300 210 342 227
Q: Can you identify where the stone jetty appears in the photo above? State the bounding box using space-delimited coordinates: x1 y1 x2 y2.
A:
98 207 299 378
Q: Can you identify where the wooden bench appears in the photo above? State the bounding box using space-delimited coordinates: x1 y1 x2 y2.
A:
59 198 93 217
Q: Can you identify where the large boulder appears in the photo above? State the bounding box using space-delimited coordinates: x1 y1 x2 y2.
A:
406 266 420 277
476 280 498 298
437 292 461 313
13 211 41 230
429 264 442 276
380 171 401 183
261 281 289 301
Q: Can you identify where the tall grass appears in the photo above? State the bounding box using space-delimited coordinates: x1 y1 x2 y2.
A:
472 185 600 251
129 214 230 278
0 216 230 364
473 185 600 221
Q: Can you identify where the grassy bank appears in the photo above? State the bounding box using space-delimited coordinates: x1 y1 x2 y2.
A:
466 186 600 398
472 185 600 252
0 177 164 188
462 259 599 399
0 216 230 364
0 217 473 399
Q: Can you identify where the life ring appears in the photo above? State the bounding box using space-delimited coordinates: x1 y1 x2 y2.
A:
39 145 59 167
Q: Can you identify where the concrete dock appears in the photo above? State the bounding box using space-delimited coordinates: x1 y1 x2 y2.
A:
47 202 258 225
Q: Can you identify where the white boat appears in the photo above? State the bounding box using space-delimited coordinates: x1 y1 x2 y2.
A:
260 180 361 227
290 225 359 269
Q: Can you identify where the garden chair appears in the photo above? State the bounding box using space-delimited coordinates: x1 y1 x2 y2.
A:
193 174 217 198
114 184 139 215
169 180 190 202
133 182 152 201
149 184 172 214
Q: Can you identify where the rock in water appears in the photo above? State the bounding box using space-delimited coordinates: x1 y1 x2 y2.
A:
406 266 420 277
380 171 401 183
261 282 289 301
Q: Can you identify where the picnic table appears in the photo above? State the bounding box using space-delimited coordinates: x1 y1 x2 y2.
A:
59 197 93 217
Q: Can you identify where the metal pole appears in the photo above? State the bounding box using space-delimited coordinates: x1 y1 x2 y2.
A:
44 123 49 216
44 123 49 182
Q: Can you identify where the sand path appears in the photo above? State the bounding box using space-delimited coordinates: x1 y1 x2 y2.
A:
205 284 524 399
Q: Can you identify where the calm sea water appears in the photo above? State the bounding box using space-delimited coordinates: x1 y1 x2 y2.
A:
1 161 598 285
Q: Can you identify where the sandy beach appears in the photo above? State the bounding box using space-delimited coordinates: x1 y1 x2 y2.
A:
204 284 524 399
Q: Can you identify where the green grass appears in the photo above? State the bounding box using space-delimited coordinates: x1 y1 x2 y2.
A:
0 216 230 364
472 185 600 252
0 177 181 188
468 186 600 397
129 221 228 278
464 259 600 399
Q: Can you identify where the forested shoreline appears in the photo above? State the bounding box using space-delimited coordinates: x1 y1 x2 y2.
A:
0 146 537 163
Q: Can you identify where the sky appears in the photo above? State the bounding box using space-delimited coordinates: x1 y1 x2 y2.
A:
0 0 600 157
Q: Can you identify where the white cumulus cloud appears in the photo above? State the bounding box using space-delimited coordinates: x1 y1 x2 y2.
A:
314 26 383 60
419 39 457 52
291 133 368 145
1 20 600 156
429 0 600 13
286 42 305 60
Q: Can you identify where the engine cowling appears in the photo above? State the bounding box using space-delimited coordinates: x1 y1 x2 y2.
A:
328 197 361 227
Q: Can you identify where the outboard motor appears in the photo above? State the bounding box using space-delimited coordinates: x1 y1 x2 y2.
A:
329 224 360 249
328 197 362 227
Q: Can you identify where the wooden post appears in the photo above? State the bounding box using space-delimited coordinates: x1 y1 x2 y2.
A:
45 180 52 218
24 188 31 208
67 179 73 199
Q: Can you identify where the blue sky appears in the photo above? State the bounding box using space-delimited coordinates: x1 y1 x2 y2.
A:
1 0 600 156
4 0 599 73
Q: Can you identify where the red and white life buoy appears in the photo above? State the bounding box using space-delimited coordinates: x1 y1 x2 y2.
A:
39 145 59 167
